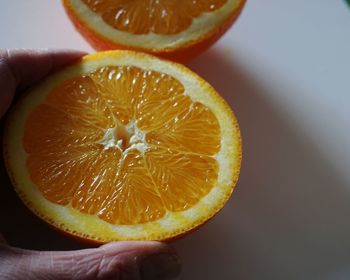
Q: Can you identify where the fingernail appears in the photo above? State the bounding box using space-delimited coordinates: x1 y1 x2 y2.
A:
140 253 181 280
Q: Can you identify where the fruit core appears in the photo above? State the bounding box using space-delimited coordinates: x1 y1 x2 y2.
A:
99 121 148 155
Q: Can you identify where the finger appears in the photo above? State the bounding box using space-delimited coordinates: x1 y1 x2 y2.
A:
1 241 181 280
0 48 86 117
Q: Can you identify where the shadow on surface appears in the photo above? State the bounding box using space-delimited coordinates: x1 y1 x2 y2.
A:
174 48 350 280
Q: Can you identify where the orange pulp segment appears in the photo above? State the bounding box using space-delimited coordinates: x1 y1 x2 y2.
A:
82 0 228 35
25 65 220 225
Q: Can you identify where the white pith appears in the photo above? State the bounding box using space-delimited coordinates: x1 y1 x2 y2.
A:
98 122 149 156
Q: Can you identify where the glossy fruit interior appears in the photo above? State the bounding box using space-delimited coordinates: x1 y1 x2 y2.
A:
82 0 228 35
24 66 221 225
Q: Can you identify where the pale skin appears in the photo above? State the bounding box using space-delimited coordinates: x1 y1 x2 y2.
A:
0 49 181 280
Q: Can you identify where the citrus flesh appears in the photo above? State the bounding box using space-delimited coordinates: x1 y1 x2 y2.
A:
4 51 241 242
63 0 246 61
81 0 228 35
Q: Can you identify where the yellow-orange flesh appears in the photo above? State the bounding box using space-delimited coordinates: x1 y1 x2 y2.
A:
24 66 221 225
82 0 228 34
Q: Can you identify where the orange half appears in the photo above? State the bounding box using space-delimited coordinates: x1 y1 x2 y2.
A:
3 51 241 242
63 0 246 61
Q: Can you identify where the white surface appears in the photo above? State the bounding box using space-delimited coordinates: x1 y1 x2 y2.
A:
1 1 350 279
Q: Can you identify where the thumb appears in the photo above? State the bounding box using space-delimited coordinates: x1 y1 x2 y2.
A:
0 241 181 280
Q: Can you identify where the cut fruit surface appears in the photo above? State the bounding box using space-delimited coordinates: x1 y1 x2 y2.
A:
4 51 241 242
63 0 246 61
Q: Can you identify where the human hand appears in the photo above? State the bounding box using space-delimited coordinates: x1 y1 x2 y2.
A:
0 49 181 280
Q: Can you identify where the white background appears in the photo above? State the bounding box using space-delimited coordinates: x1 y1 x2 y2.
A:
1 1 350 279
